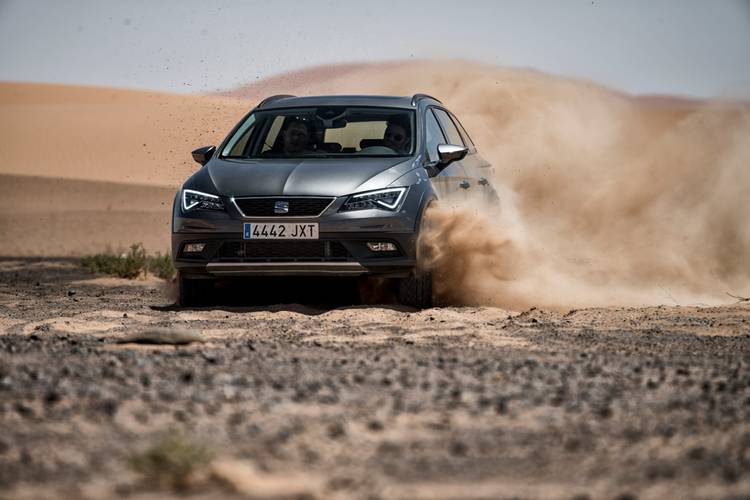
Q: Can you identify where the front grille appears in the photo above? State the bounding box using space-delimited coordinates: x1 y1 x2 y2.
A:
233 197 334 217
217 241 351 262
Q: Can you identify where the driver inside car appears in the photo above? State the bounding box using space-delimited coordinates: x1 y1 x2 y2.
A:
281 118 316 155
383 120 410 154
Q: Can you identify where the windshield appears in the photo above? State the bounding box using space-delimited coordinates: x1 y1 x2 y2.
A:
221 106 415 159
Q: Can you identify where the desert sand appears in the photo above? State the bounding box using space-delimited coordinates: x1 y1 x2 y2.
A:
0 174 174 256
0 81 248 185
0 82 250 255
1 62 749 498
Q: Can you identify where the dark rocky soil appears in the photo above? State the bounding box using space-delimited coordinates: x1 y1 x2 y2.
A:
0 258 749 499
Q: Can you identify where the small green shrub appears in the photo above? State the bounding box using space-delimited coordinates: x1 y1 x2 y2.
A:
127 431 213 492
80 252 123 276
81 243 174 280
147 252 176 280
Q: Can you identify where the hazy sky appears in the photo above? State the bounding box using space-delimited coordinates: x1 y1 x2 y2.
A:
0 0 748 97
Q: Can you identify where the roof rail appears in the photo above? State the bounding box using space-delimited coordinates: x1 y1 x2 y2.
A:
257 94 296 108
411 93 442 106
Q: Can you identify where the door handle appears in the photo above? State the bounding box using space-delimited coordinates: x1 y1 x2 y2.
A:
478 177 488 186
459 180 470 189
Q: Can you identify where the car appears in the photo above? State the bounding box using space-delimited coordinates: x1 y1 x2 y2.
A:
172 93 498 308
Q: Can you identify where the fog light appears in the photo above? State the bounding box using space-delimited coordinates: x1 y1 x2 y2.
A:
183 243 206 253
367 242 397 252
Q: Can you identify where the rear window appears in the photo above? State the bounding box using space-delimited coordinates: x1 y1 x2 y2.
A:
222 107 415 158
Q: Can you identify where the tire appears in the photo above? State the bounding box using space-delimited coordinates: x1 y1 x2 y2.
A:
398 270 433 309
398 198 436 309
178 272 212 307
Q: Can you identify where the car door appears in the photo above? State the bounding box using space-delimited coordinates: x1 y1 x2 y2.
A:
424 107 468 201
434 108 498 206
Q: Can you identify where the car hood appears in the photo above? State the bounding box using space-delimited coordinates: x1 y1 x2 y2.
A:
198 157 418 197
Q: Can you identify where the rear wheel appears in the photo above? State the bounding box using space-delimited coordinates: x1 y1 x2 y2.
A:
178 272 213 307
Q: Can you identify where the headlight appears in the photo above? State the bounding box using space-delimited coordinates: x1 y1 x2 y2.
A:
339 187 408 212
181 189 225 213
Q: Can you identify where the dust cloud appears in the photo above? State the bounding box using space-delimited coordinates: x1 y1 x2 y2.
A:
226 61 750 309
417 69 750 309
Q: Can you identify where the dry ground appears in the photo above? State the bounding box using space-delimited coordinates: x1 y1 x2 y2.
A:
0 259 748 499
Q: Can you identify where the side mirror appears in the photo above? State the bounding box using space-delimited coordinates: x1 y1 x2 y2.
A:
191 145 216 166
437 144 468 165
427 144 468 176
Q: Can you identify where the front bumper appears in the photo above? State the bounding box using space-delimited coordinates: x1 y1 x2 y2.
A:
172 230 418 278
206 262 368 276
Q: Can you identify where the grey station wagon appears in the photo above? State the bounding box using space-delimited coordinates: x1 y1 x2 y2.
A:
172 94 497 308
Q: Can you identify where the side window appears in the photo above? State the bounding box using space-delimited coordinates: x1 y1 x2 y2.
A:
433 108 464 147
424 109 446 163
450 112 476 151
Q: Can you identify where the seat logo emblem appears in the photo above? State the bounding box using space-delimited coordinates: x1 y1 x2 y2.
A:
274 201 289 214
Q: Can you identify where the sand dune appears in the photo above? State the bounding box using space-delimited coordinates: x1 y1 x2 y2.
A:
0 174 173 255
0 82 249 255
0 82 249 186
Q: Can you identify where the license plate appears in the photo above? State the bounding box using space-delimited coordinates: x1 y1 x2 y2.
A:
243 222 319 240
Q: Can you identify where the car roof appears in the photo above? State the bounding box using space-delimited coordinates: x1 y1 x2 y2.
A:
257 94 441 110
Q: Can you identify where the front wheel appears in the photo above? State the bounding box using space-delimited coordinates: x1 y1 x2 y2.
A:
177 272 213 307
398 270 433 309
